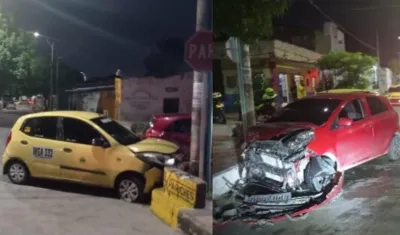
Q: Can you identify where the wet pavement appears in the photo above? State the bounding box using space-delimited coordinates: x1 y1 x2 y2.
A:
214 156 400 235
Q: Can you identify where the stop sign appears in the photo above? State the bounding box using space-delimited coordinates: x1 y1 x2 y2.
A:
184 30 212 71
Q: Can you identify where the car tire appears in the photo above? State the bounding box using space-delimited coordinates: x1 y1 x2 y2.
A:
388 134 400 161
6 161 30 185
116 175 145 203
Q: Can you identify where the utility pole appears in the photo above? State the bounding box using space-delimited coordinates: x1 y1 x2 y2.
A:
49 42 55 110
189 0 212 176
55 57 60 110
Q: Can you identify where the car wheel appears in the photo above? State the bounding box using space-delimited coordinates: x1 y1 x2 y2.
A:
116 175 145 203
7 161 29 184
388 134 400 161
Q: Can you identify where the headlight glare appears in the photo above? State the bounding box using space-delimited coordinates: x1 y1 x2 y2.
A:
135 152 175 166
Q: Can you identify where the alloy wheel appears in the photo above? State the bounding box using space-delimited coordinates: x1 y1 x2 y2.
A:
9 163 26 183
118 179 139 202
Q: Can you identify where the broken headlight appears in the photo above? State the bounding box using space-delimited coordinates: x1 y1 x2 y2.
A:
135 152 175 166
284 130 314 150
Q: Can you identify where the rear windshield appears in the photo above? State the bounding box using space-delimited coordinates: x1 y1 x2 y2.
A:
269 98 342 126
91 117 140 145
389 87 400 93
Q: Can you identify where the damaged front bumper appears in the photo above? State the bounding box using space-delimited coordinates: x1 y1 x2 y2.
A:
213 129 343 227
213 170 343 227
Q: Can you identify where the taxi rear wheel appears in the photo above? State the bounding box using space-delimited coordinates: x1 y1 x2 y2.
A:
7 161 29 184
116 175 145 203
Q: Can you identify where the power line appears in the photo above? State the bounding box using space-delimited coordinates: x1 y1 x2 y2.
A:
349 4 400 11
308 0 376 52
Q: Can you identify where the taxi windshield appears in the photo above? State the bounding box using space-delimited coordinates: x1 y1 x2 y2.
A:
91 117 140 145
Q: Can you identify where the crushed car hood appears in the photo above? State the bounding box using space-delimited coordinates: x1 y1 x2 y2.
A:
247 122 317 141
128 137 178 154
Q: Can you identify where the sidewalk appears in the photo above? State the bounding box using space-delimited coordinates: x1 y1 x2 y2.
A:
178 200 212 235
212 122 243 174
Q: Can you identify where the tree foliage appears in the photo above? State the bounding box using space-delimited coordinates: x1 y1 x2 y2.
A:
0 11 80 97
317 51 377 89
236 73 270 108
214 0 291 43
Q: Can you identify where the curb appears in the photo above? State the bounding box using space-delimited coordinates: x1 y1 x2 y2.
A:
178 205 212 235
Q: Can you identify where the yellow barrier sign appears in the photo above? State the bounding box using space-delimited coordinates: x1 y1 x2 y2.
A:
164 168 206 209
115 78 121 104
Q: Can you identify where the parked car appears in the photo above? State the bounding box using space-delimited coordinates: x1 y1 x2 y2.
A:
143 113 191 160
3 111 181 203
387 85 400 106
217 92 399 222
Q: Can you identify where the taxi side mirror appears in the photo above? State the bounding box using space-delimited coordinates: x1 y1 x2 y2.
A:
92 137 109 148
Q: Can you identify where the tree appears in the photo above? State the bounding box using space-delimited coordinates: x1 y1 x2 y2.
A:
214 0 291 131
143 37 187 78
317 51 377 89
0 12 37 95
214 0 291 43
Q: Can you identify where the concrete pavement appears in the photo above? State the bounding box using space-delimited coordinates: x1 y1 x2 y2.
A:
0 110 181 235
214 156 400 235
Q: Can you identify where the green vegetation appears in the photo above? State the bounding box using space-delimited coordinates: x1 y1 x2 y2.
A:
235 73 271 110
0 12 80 97
214 0 291 43
317 51 377 89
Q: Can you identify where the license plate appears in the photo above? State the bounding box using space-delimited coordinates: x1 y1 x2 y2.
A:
244 192 292 203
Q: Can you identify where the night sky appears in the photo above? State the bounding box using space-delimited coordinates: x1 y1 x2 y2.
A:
1 0 196 77
277 0 400 66
2 0 398 77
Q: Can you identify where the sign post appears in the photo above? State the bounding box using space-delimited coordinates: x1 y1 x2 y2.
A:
114 77 122 120
185 29 212 182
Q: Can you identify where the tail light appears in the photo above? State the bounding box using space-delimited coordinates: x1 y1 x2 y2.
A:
5 131 11 148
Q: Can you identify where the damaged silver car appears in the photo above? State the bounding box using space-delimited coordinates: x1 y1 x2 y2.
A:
214 128 342 225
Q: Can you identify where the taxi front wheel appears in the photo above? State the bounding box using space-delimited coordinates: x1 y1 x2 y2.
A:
116 175 145 203
6 161 29 185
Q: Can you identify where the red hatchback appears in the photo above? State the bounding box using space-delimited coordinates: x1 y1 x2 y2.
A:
247 92 400 191
236 92 399 220
144 113 191 158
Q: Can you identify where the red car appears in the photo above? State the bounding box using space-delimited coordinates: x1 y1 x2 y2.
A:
216 92 400 224
143 113 191 157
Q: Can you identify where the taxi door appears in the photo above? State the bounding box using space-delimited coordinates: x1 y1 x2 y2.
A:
58 117 109 186
18 116 64 179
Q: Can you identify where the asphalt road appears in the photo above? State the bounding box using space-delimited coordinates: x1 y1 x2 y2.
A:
0 110 180 235
215 106 400 235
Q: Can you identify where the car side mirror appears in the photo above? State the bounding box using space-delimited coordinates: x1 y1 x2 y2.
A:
338 118 353 127
91 137 109 148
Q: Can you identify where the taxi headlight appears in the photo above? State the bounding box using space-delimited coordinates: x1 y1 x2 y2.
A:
135 152 175 166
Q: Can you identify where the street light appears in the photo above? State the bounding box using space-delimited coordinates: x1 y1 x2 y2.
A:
34 31 56 110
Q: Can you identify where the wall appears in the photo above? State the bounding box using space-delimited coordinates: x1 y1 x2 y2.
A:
71 90 116 118
120 72 193 123
315 22 346 54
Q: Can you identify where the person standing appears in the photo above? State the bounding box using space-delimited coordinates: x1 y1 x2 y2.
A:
296 79 307 99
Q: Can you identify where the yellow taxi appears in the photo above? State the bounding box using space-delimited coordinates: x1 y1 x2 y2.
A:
387 85 400 106
317 88 379 95
2 111 181 203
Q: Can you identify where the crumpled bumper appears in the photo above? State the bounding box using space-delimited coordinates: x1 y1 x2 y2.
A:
213 166 344 228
